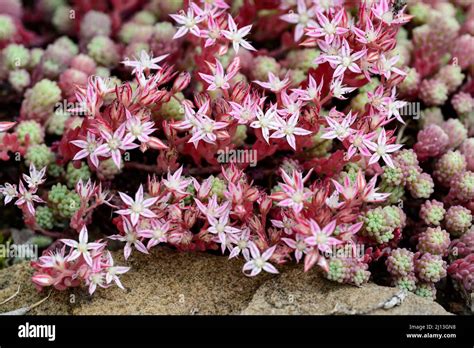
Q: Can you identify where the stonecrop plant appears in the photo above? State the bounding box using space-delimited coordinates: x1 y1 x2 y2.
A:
0 0 472 312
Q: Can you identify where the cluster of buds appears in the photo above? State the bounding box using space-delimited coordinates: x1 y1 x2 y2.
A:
0 164 46 224
410 143 474 235
386 248 447 299
399 1 473 101
31 226 129 295
448 253 474 294
448 229 474 295
102 163 390 279
1 160 111 234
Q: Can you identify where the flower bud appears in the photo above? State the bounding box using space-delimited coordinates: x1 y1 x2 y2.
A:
172 72 191 93
32 274 54 287
245 187 260 202
231 80 249 103
184 209 197 228
259 194 272 215
147 175 161 197
168 204 182 220
148 136 168 150
248 215 263 233
234 204 247 220
188 181 204 202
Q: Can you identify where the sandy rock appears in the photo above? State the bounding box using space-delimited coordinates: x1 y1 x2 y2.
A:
0 260 70 315
0 247 270 315
70 247 271 315
241 268 451 315
0 247 450 315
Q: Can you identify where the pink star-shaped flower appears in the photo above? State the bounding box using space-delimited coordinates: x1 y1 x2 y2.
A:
321 110 357 141
116 184 158 226
304 219 341 254
270 113 312 150
71 132 110 168
269 169 313 214
108 218 149 260
280 0 317 41
170 7 205 39
198 57 240 91
243 244 279 276
306 9 347 44
96 123 139 169
365 128 403 168
221 14 256 53
122 50 168 76
324 39 366 78
163 166 192 195
61 226 105 267
15 181 44 216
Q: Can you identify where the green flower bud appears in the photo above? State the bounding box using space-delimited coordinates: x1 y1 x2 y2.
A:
21 79 62 123
379 182 405 205
232 125 248 146
16 120 44 145
97 158 122 181
251 56 280 81
417 227 450 255
407 173 434 199
25 144 54 168
360 206 405 244
350 92 369 113
47 163 65 178
39 0 66 16
445 205 472 237
419 200 445 226
95 66 110 78
133 10 156 25
66 162 91 189
46 109 70 136
28 48 44 69
409 3 431 25
415 282 436 300
308 127 333 157
153 22 176 42
0 14 16 41
157 94 185 121
28 235 53 248
183 181 196 205
35 206 55 230
8 69 30 92
286 49 320 72
87 36 119 67
3 44 30 69
326 258 347 283
415 253 447 283
386 248 415 277
394 275 417 292
210 176 226 199
53 6 74 33
288 69 306 86
54 36 78 55
382 166 404 186
359 78 379 93
48 183 81 220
